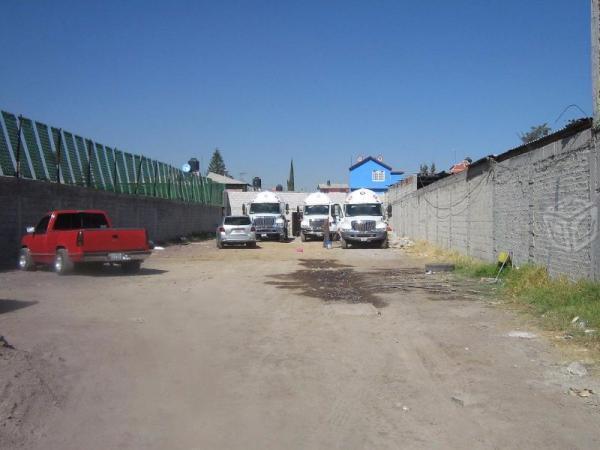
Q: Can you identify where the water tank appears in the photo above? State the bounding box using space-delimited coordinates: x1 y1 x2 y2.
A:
188 158 200 173
252 176 262 190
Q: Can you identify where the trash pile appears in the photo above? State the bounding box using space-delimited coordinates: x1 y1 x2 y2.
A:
388 233 414 249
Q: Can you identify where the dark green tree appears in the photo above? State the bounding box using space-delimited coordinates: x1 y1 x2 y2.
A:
419 163 429 175
429 162 436 174
287 159 295 191
519 123 551 144
208 148 227 175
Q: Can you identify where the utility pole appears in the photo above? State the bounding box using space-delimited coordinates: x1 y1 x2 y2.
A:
593 0 600 129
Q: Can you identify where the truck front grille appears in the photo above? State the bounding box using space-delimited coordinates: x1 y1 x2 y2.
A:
309 219 325 230
254 216 275 229
351 220 376 232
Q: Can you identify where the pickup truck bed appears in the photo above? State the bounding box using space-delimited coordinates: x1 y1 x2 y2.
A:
19 210 151 275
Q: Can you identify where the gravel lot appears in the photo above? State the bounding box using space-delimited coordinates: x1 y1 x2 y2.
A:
1 239 599 449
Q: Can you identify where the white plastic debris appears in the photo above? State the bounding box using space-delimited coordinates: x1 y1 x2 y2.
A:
566 362 588 377
507 331 537 339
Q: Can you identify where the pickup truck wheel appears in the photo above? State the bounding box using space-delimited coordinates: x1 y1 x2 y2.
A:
54 249 73 275
18 248 35 271
121 261 141 274
247 241 257 248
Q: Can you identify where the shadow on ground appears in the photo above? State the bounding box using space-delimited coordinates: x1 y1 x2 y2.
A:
0 299 38 315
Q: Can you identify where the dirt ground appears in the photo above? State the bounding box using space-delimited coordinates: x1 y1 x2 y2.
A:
1 239 599 449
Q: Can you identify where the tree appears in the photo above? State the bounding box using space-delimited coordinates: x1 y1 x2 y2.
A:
275 184 284 192
287 159 295 191
519 123 551 144
207 148 227 175
419 163 429 175
429 162 436 175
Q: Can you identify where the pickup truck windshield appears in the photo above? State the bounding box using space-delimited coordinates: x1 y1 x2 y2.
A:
224 216 252 225
345 204 382 217
250 203 280 214
304 205 329 215
54 213 109 230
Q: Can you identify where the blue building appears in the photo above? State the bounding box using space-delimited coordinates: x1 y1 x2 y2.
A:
348 156 403 193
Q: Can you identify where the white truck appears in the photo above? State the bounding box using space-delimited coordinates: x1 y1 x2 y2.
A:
243 191 289 241
299 192 342 241
338 188 389 249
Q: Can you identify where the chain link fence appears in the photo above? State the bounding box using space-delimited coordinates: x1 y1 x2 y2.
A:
0 110 223 205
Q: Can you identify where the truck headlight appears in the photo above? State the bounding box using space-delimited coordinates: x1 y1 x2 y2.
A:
376 222 387 229
275 218 284 224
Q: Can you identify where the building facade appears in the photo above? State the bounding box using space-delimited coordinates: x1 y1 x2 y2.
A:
348 156 403 193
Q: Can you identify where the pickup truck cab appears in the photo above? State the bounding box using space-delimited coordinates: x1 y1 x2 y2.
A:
19 210 151 275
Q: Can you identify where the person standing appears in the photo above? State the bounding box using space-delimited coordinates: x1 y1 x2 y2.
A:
322 217 330 248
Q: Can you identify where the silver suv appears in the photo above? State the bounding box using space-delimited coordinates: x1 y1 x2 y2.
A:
216 216 257 248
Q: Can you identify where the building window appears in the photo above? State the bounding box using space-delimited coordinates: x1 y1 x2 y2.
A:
372 170 385 182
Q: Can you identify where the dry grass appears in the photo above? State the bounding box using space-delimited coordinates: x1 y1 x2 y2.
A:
403 241 600 354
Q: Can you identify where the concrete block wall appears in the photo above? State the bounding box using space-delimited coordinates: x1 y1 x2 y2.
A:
0 177 221 268
389 127 598 279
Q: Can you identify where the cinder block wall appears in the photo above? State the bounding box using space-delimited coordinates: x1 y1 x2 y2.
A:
390 127 598 279
0 177 221 268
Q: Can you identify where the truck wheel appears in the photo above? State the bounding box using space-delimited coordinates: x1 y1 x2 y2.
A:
341 238 349 249
121 261 141 274
300 232 306 242
18 248 35 271
54 249 73 275
247 241 257 248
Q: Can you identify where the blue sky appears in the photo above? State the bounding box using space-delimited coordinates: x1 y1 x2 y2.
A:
0 0 591 190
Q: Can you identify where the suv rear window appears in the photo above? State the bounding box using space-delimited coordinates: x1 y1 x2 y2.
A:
224 216 251 226
54 213 109 230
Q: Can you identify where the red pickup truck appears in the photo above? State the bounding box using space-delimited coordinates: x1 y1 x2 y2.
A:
19 210 152 275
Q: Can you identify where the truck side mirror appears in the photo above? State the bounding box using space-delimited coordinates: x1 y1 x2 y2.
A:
387 204 393 218
26 226 35 234
242 204 247 215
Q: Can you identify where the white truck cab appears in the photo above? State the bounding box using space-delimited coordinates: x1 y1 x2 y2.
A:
244 191 289 241
338 188 389 249
300 192 342 241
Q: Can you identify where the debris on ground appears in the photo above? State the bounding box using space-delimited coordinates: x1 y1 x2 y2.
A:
507 331 537 339
424 263 455 273
388 234 414 249
571 316 587 330
566 362 588 377
0 335 15 349
480 277 498 284
569 387 595 398
153 246 165 251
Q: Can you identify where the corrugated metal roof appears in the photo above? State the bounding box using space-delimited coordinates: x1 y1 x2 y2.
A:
207 172 248 185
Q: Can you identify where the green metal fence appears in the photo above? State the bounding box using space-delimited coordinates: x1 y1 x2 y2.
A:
0 110 223 205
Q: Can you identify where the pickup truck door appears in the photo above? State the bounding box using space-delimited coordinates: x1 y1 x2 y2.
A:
28 215 51 263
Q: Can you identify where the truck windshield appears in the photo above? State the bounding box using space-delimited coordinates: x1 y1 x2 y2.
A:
250 203 280 214
54 213 109 230
304 205 329 215
345 204 382 217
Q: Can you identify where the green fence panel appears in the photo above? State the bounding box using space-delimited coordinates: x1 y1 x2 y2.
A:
114 150 128 194
104 146 117 191
2 112 32 178
0 113 15 176
49 127 74 184
94 143 111 190
34 122 59 182
63 132 84 184
20 118 48 180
